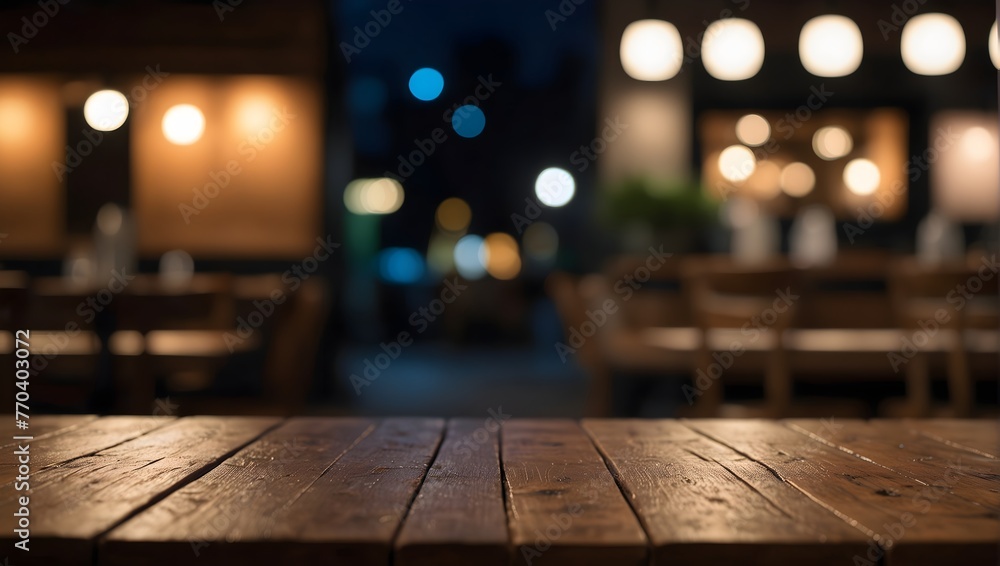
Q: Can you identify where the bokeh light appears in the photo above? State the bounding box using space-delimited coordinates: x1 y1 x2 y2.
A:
843 159 881 195
83 90 129 132
162 104 205 145
619 19 684 81
812 126 853 160
990 22 999 69
452 105 485 138
435 197 471 232
454 235 487 280
702 19 765 81
483 233 521 280
379 247 425 284
735 114 770 146
718 145 756 182
799 15 863 77
901 14 965 75
780 162 816 197
534 167 576 207
408 68 444 101
344 178 404 215
960 126 995 162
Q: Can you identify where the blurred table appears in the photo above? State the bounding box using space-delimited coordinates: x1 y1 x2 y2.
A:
2 416 997 565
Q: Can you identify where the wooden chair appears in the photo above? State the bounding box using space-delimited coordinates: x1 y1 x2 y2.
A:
546 271 614 417
681 257 800 417
112 273 238 413
886 258 999 417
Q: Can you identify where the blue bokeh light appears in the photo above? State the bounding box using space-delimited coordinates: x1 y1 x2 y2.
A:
454 235 486 280
379 247 425 284
451 105 486 138
408 68 445 101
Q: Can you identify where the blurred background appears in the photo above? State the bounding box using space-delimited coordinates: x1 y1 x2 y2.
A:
0 0 997 419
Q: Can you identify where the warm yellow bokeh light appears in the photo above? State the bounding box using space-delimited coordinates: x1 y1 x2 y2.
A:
718 145 756 182
162 104 205 145
780 162 816 197
483 232 521 280
735 114 770 146
436 197 472 232
812 126 853 160
843 159 881 195
344 178 404 215
799 15 863 77
702 18 765 81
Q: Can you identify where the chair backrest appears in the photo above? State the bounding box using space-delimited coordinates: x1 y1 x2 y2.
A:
116 273 234 332
603 255 692 329
0 271 28 331
797 250 893 329
887 258 999 330
682 257 800 331
260 275 329 413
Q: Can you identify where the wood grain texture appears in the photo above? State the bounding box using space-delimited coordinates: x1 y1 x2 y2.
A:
502 420 648 566
101 417 376 566
899 419 1000 459
0 414 97 447
0 416 277 566
787 419 1000 510
395 418 509 566
689 419 1000 566
584 419 868 565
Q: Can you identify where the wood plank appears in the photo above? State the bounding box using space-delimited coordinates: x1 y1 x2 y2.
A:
584 419 868 565
395 418 509 566
0 414 97 447
502 420 648 566
688 419 1000 566
0 416 278 566
899 419 1000 459
0 416 174 483
99 417 376 566
787 419 1000 510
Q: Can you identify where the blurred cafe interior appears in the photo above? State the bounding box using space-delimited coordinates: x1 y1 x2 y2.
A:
0 0 997 420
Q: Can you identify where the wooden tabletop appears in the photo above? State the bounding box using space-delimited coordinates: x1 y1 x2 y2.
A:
1 416 997 566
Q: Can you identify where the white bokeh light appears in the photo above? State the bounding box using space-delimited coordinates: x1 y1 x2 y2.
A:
843 159 881 195
901 13 965 76
620 20 684 81
534 167 575 207
990 22 999 69
702 19 765 81
799 15 864 77
84 90 129 132
162 104 205 145
718 145 756 182
960 126 995 162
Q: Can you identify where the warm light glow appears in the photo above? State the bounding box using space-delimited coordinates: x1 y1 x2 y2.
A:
237 97 273 134
620 19 684 81
812 126 853 160
84 90 129 132
901 14 965 76
702 19 765 81
361 177 404 214
483 233 521 280
960 126 995 162
343 178 404 215
745 160 781 199
735 114 770 146
454 234 487 280
522 222 558 262
436 198 471 232
162 104 205 145
843 159 881 195
780 162 816 197
535 167 575 207
718 145 756 182
991 22 999 69
0 95 33 145
799 15 863 77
